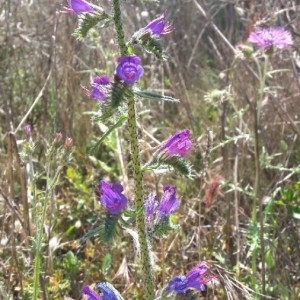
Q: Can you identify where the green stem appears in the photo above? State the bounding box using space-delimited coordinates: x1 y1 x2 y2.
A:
251 54 268 296
112 1 155 299
127 96 155 300
32 164 62 300
113 0 128 56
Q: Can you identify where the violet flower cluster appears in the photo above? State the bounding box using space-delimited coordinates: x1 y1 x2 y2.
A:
166 261 216 295
158 129 192 157
79 11 173 104
115 55 144 85
143 11 173 37
96 180 128 215
66 0 94 14
88 75 111 102
82 282 119 300
247 27 293 50
145 185 180 222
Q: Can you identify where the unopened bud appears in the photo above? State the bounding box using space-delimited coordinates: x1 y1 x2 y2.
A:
205 175 222 209
54 133 63 145
24 124 32 136
64 137 73 150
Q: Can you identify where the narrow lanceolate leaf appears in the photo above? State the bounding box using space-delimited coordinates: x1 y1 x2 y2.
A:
111 82 132 108
89 114 127 154
77 224 102 251
80 214 119 243
154 216 179 237
141 37 166 59
134 88 179 103
100 213 120 242
74 12 112 40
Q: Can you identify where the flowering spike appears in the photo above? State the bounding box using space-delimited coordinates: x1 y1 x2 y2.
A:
159 129 192 157
115 56 144 84
144 11 174 37
97 180 128 215
247 27 293 50
66 0 94 14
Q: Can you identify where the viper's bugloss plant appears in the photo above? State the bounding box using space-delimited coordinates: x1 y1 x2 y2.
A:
65 0 250 299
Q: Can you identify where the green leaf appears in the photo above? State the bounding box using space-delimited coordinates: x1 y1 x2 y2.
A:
290 206 300 219
74 12 111 40
153 216 180 237
89 114 127 154
101 253 112 275
111 82 132 108
79 225 102 246
99 213 120 242
147 155 194 178
131 31 167 59
265 249 275 269
63 251 79 274
78 214 119 245
134 88 179 103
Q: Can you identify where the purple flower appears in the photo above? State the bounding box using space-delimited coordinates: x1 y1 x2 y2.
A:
166 261 215 295
144 11 174 37
159 129 192 157
97 180 128 215
185 262 208 291
88 75 110 102
66 0 94 14
145 186 179 222
24 124 32 136
247 27 293 50
166 275 187 294
115 56 144 84
158 186 180 217
96 282 119 300
82 285 102 300
82 283 120 300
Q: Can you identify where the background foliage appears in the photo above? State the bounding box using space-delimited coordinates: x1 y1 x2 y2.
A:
1 0 300 299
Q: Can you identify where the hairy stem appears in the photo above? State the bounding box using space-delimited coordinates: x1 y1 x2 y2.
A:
113 0 127 57
113 1 155 299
